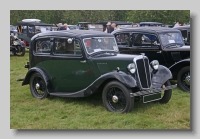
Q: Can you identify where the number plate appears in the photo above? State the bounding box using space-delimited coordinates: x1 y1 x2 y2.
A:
143 93 161 103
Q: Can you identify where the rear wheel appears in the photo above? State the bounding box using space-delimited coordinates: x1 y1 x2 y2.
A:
177 66 190 92
30 72 49 99
15 46 25 56
102 81 134 113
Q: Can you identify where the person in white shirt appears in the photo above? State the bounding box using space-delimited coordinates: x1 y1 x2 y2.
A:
174 22 180 27
64 23 70 30
111 23 117 30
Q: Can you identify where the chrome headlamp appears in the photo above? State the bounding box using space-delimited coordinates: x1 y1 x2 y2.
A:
127 63 136 74
150 60 159 70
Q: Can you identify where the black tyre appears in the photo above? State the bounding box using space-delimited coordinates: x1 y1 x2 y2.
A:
157 80 172 104
15 46 25 56
102 81 134 113
30 72 49 99
177 66 190 92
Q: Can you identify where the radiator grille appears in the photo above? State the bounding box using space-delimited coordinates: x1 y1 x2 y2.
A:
135 58 151 89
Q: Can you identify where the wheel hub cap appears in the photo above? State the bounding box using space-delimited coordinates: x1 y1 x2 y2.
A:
112 95 118 103
35 83 40 89
184 74 190 86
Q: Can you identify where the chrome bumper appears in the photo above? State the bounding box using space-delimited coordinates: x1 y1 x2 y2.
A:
130 84 177 97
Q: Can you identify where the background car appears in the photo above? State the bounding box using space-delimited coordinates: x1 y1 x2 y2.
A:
173 25 190 45
10 25 18 35
111 27 190 92
68 25 79 30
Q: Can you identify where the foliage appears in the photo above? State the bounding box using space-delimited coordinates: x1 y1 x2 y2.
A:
10 10 190 25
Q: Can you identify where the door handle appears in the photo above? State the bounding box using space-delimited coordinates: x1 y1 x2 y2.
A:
157 51 162 53
80 60 86 63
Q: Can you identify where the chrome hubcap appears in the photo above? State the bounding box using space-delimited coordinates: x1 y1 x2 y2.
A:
35 83 40 90
184 73 190 86
112 95 118 103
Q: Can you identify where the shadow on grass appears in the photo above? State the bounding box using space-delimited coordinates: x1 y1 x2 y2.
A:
46 92 157 113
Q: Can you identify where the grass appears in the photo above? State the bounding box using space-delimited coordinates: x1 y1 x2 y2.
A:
10 49 190 129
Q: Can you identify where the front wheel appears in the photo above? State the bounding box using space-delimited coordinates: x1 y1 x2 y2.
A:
177 66 190 92
156 80 172 104
102 81 134 113
30 72 49 99
14 46 25 56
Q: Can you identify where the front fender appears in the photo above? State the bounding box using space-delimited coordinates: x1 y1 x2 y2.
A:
84 71 137 96
150 65 172 88
22 67 52 91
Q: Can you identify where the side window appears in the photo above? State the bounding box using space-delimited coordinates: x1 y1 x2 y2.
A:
133 33 159 48
115 33 130 46
181 30 188 42
54 38 82 56
35 38 51 54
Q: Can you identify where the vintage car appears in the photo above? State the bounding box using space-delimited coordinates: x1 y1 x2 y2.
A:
111 27 190 92
16 21 53 48
77 22 91 30
18 30 177 113
173 25 190 45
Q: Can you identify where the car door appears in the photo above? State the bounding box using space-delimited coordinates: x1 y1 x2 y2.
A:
117 32 167 65
33 37 94 92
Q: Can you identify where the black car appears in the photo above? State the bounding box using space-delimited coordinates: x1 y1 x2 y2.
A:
10 25 18 35
17 30 176 113
173 25 190 45
111 27 190 92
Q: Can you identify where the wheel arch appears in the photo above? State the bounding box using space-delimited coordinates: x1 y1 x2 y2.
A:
22 67 53 91
169 59 190 80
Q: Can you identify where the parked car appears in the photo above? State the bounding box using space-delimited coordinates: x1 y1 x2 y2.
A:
10 25 18 35
173 25 190 45
16 21 53 48
17 30 176 113
68 25 79 30
139 22 163 27
111 27 190 92
10 33 26 56
77 22 91 30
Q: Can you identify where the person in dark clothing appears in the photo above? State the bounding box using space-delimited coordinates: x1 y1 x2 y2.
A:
59 25 66 30
104 22 114 33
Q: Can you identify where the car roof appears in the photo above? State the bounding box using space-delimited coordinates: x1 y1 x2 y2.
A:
111 27 181 34
17 21 53 26
95 21 132 25
78 22 91 24
31 30 114 40
139 22 163 25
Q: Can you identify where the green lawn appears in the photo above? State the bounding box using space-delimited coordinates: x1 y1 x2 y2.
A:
10 49 190 129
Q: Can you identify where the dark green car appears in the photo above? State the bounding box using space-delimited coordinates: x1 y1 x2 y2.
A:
19 30 176 113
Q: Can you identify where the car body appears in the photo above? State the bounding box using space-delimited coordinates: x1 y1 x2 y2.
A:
173 25 190 45
68 25 79 30
18 30 176 113
77 22 91 30
16 21 53 48
111 27 190 92
139 22 163 27
10 25 18 35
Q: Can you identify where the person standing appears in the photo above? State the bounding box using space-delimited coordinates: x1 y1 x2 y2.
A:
64 23 70 30
111 23 117 30
173 22 180 27
104 22 114 33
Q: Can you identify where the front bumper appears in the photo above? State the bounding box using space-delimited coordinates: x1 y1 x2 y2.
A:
130 84 177 97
